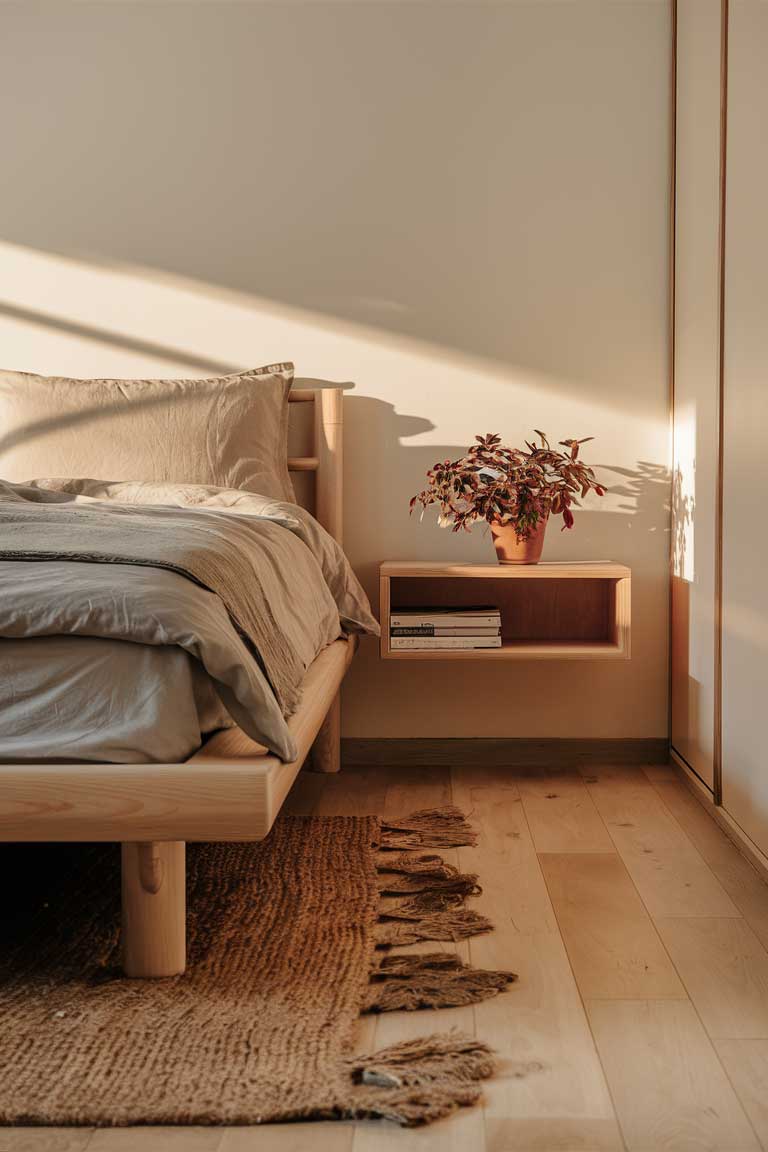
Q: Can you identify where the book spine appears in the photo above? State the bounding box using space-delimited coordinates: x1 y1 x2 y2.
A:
390 636 503 650
390 616 501 628
391 626 501 636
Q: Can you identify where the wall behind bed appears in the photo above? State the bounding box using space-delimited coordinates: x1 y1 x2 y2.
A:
0 0 671 741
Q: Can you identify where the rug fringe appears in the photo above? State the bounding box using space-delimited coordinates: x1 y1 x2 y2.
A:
374 910 492 946
365 953 517 1012
388 889 470 914
379 806 478 851
377 874 480 898
376 885 494 945
359 807 512 1124
341 1032 495 1126
375 817 492 945
372 952 466 977
377 856 481 897
378 851 460 879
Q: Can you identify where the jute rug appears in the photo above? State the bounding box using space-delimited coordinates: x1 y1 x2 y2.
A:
0 808 515 1127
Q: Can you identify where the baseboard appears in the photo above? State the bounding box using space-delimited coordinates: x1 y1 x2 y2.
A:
671 749 768 884
670 745 714 795
342 737 669 769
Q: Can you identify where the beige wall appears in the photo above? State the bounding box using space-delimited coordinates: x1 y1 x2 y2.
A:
0 1 672 738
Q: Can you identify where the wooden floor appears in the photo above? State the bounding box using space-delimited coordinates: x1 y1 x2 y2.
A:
5 760 768 1152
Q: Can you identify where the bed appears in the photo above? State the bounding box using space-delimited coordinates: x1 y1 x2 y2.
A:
0 372 374 977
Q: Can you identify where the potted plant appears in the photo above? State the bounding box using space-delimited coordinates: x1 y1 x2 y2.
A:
410 432 605 564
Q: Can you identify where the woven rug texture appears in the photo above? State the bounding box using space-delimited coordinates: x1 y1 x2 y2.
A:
0 810 513 1127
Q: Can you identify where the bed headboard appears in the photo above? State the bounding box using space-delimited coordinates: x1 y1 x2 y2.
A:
288 385 343 545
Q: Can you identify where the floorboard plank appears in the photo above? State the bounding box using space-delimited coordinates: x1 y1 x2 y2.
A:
655 917 768 1040
716 1039 768 1150
475 932 624 1151
642 764 680 783
281 769 326 816
312 764 389 817
451 768 558 937
581 767 739 918
587 999 760 1151
518 774 615 853
652 780 768 949
18 762 768 1151
220 1126 354 1151
353 765 484 1152
540 852 686 1000
0 1133 95 1152
377 764 452 816
87 1131 223 1151
484 1116 626 1151
452 767 623 1151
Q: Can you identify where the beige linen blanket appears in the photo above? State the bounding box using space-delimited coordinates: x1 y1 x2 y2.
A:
0 480 378 761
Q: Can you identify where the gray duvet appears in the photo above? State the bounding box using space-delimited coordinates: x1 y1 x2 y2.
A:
0 480 378 762
0 635 233 763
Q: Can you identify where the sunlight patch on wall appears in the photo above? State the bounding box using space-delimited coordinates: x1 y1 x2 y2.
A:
0 239 664 538
0 238 671 739
672 397 696 581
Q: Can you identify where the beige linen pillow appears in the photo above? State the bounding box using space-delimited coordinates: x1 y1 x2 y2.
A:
0 363 296 501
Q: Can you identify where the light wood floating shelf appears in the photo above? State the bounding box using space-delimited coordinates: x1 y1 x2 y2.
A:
380 562 631 661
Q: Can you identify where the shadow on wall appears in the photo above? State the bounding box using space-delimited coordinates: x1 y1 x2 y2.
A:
0 299 241 379
0 0 673 740
345 395 670 597
0 0 670 417
0 279 670 586
0 242 671 577
0 239 671 739
672 463 694 581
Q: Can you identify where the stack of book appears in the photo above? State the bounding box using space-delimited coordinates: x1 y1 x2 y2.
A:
390 606 502 650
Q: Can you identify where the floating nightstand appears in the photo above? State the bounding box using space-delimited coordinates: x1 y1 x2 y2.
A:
379 562 631 661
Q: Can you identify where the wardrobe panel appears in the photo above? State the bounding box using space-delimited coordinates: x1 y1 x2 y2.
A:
721 0 768 856
671 0 722 788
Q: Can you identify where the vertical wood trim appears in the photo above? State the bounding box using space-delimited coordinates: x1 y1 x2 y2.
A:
314 388 344 545
615 577 632 660
668 0 678 747
713 0 729 805
379 571 391 659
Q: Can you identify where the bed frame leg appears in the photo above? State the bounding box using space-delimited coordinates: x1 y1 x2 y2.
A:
121 841 186 978
311 691 341 773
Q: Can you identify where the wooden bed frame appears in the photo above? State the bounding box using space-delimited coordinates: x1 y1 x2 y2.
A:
0 384 354 977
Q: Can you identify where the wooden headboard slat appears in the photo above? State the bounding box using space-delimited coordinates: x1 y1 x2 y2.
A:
287 385 343 544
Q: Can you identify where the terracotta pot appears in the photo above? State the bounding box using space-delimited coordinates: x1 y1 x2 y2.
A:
491 513 549 564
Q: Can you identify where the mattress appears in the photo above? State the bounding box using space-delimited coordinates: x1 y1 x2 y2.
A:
0 636 233 764
0 479 379 763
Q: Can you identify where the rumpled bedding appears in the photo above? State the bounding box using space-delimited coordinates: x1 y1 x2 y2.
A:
0 480 378 762
0 636 233 764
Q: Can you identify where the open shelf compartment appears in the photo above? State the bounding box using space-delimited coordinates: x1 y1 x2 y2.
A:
380 562 631 660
